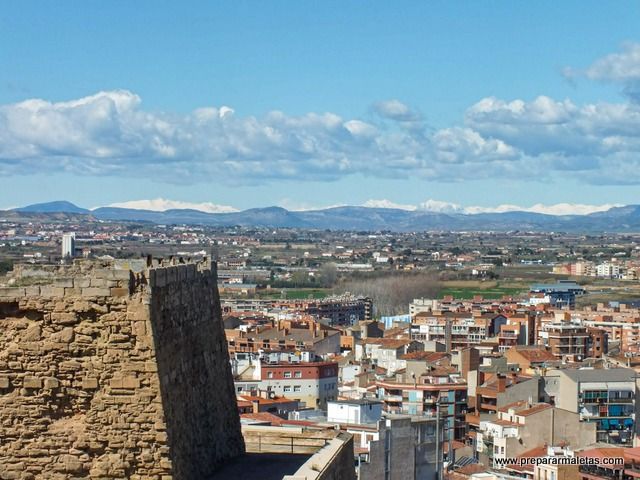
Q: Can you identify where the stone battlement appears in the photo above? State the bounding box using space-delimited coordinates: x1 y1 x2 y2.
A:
1 256 216 300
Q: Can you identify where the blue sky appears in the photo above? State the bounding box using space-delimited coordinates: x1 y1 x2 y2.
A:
2 1 640 213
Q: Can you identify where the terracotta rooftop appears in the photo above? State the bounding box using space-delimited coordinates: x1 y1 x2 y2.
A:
507 445 548 472
509 345 556 363
498 400 552 416
361 338 413 349
579 447 625 462
400 351 449 361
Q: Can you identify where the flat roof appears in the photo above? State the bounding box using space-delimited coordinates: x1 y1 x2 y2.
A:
207 453 311 480
556 367 637 383
328 399 383 406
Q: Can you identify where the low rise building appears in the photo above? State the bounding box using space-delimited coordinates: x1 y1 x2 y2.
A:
233 352 339 409
327 399 383 425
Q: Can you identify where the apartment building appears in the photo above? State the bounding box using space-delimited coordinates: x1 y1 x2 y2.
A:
355 338 424 374
475 374 540 415
476 401 595 470
539 320 589 360
375 369 468 440
411 314 504 350
529 282 585 309
225 320 341 356
233 352 339 409
545 368 638 445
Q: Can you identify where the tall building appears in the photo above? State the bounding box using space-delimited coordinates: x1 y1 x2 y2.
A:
545 368 638 445
61 232 75 258
375 369 468 440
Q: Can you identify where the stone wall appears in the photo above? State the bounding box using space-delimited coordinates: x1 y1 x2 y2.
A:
0 258 244 479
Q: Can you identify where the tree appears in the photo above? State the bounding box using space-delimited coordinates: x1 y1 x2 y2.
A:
318 262 338 287
335 272 440 316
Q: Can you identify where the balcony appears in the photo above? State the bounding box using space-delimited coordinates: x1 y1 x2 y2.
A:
480 403 498 412
383 394 403 403
465 413 480 426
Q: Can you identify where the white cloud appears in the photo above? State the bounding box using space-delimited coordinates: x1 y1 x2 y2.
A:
583 42 640 83
372 100 421 122
3 44 640 188
104 198 238 213
565 42 640 101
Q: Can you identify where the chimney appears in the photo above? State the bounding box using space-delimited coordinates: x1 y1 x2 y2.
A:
252 400 260 414
497 375 507 392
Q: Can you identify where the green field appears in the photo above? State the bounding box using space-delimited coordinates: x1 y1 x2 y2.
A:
258 288 330 300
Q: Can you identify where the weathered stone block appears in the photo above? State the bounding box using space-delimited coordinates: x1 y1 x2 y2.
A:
63 287 82 296
0 287 25 297
75 277 91 288
81 287 111 297
40 286 66 297
44 377 60 389
51 313 78 325
121 376 140 389
82 377 98 390
24 286 41 296
23 325 41 341
0 376 9 388
90 278 107 287
51 327 74 343
23 377 42 389
53 278 74 288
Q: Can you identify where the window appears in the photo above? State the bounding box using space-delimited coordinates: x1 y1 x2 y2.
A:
294 371 302 378
294 386 301 392
284 372 292 379
284 386 291 392
267 372 274 379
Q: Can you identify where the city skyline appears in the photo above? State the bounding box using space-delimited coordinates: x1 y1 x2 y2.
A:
2 2 640 212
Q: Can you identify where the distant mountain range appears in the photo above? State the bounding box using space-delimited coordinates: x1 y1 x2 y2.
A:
7 201 640 232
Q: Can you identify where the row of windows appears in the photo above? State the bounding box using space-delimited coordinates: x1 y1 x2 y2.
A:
267 371 303 379
283 386 302 393
266 370 338 379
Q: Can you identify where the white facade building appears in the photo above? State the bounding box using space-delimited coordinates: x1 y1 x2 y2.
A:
327 399 383 425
